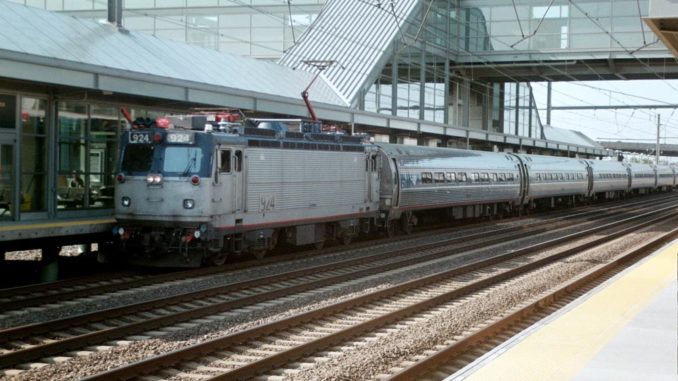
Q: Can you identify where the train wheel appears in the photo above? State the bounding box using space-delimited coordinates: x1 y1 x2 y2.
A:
252 249 267 260
341 235 352 246
208 252 228 266
386 220 397 238
400 215 413 235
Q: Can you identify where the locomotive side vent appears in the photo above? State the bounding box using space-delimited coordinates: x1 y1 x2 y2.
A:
244 127 277 137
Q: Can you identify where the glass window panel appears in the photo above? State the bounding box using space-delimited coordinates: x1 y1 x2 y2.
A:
21 98 46 135
219 28 251 41
612 1 647 16
570 17 609 34
156 16 186 30
45 0 62 10
0 144 14 220
63 0 91 10
191 0 218 6
570 33 610 49
58 101 86 138
251 41 283 56
614 32 645 47
290 14 315 26
188 29 217 49
251 14 283 27
58 101 87 209
577 2 611 18
252 27 284 41
159 0 186 8
89 104 119 208
21 97 47 213
219 41 251 55
154 28 186 42
124 16 155 29
126 0 154 8
188 15 218 29
0 94 16 130
26 0 47 8
219 14 250 28
21 173 46 212
612 16 644 32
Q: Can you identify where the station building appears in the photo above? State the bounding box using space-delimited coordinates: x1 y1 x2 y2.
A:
0 0 674 250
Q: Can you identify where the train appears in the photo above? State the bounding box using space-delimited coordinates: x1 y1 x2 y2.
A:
112 113 676 267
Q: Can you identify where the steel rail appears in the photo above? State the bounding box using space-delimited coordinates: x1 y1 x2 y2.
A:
386 225 678 381
0 198 613 368
80 206 677 381
0 194 664 352
0 193 669 312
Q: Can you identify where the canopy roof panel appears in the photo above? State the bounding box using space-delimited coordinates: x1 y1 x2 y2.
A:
0 1 347 107
279 0 420 107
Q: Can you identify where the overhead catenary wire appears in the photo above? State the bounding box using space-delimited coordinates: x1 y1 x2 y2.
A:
88 0 678 142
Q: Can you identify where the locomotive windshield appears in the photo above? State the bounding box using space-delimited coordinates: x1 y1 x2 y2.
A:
121 145 154 172
163 147 204 175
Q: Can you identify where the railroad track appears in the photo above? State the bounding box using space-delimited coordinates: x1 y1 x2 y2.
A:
387 224 678 381
0 193 668 315
78 204 677 381
6 196 674 380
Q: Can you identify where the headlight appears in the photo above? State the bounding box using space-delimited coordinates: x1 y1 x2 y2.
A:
121 197 131 207
183 199 195 209
117 227 125 236
146 174 162 184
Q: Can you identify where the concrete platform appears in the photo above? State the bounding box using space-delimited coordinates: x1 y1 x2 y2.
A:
447 240 677 381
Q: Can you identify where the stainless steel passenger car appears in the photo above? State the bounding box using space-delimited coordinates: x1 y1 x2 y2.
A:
375 144 522 233
656 165 675 190
588 159 630 197
515 154 589 206
628 163 657 193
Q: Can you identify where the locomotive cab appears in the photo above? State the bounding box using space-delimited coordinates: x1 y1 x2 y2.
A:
114 124 237 266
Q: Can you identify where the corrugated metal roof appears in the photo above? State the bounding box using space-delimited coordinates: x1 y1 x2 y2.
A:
279 0 420 107
543 125 602 149
0 0 347 107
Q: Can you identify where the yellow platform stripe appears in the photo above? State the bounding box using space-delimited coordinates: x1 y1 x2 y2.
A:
463 241 678 381
0 218 115 232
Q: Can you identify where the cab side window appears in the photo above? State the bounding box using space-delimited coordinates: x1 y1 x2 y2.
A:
235 150 243 172
219 150 231 173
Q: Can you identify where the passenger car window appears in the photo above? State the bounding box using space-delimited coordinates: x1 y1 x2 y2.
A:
498 173 506 182
491 173 497 182
446 172 456 182
434 172 445 183
422 172 433 184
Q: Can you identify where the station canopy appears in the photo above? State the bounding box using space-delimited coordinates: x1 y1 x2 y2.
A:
0 0 348 109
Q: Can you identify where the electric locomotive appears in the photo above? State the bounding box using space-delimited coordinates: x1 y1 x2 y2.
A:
113 112 378 267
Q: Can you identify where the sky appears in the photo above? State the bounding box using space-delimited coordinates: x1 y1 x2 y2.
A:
531 79 678 146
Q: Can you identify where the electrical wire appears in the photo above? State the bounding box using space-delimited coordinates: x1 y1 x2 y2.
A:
84 0 678 142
